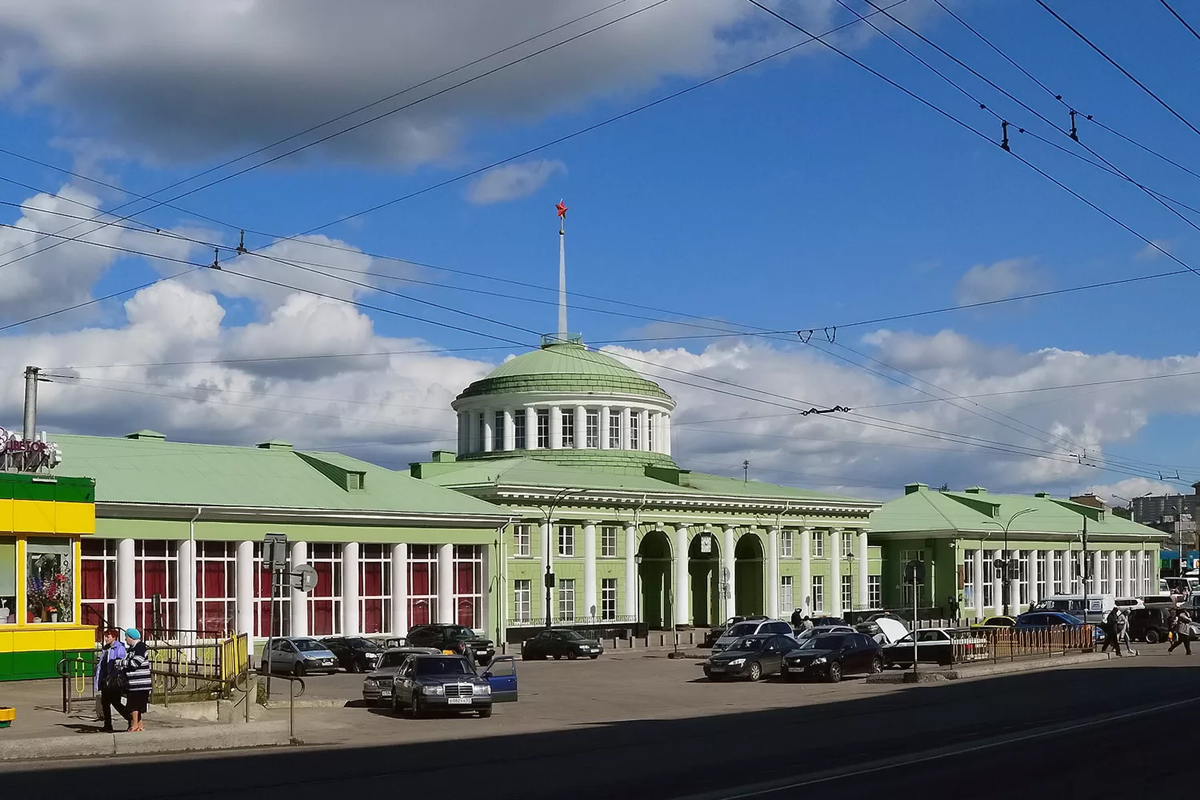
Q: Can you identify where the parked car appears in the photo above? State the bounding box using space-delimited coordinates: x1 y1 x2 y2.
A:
389 654 516 718
703 634 797 681
808 616 847 628
521 629 605 660
1031 594 1114 624
1014 611 1105 643
971 616 1016 629
857 616 909 645
361 646 441 705
796 624 854 642
404 624 496 665
704 615 768 648
321 636 385 673
712 619 793 653
259 637 339 676
1128 607 1173 644
782 632 883 683
881 628 963 667
1114 597 1145 612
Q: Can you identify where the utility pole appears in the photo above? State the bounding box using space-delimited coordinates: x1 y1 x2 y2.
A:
23 366 40 441
1082 515 1090 624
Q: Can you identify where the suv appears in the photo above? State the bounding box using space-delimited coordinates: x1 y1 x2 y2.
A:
1129 607 1172 644
405 624 496 665
321 636 385 673
703 615 767 648
712 619 793 653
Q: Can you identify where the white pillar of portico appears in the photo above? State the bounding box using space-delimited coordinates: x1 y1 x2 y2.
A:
391 543 408 637
175 538 194 634
482 410 494 452
674 525 690 627
526 407 540 450
856 530 870 611
235 540 254 643
1029 551 1041 608
1122 550 1133 598
638 409 650 451
973 548 984 620
575 406 587 450
437 543 455 624
600 406 612 450
649 412 659 452
829 529 843 617
767 527 780 619
457 411 468 455
116 538 135 631
800 528 813 615
991 549 1004 614
620 407 631 450
289 541 308 638
624 523 638 619
723 525 737 619
341 542 360 635
502 409 515 451
541 522 553 621
1107 550 1117 596
549 406 563 449
662 415 672 456
583 521 598 620
1091 551 1101 595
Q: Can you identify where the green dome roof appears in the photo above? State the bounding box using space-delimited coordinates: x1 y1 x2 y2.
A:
457 340 672 402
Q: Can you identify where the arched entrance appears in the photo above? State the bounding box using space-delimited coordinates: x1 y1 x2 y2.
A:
734 534 765 616
689 532 720 627
638 530 672 629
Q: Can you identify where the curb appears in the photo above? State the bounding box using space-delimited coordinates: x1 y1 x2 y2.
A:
865 652 1110 684
0 720 292 761
262 698 349 709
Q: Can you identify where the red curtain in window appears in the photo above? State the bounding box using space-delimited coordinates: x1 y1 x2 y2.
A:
310 559 334 636
409 598 431 626
456 599 475 627
361 560 383 633
197 553 230 634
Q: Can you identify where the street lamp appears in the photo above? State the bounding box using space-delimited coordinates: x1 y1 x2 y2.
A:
983 508 1037 617
537 487 586 629
634 553 643 634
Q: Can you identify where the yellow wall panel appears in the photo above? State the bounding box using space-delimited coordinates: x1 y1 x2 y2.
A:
0 630 12 651
55 627 95 650
13 500 56 534
0 499 12 533
55 503 94 535
11 629 57 653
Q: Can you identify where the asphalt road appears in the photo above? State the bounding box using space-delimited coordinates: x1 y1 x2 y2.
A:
6 651 1197 799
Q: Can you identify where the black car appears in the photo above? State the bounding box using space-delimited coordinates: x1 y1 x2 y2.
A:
522 629 605 660
389 654 495 718
404 624 496 665
1129 607 1172 643
703 634 796 682
809 616 847 628
320 636 385 673
703 615 767 648
782 632 882 683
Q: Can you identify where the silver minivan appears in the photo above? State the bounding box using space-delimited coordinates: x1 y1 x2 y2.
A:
712 619 793 653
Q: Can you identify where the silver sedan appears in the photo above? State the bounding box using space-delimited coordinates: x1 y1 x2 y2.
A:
362 647 442 704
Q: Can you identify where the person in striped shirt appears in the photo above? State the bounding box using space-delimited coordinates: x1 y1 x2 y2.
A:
123 628 151 732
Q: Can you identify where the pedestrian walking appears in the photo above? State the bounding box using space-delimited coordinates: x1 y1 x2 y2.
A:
1115 608 1138 656
801 615 814 632
948 595 961 622
1168 609 1194 655
1101 608 1123 656
94 628 128 732
790 608 803 628
123 628 152 731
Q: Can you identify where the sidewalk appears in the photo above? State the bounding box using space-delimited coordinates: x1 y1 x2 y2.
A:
865 651 1111 683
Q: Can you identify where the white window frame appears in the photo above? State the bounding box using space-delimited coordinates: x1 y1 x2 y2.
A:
1100 554 1111 595
81 538 117 632
601 578 617 621
608 412 621 449
514 524 531 558
812 532 825 558
453 545 484 629
982 552 994 607
811 576 825 612
559 578 576 622
630 414 640 450
868 575 882 609
537 410 550 448
841 530 852 555
561 409 575 448
558 525 575 558
780 575 793 612
494 411 506 451
195 541 237 636
514 412 526 449
841 574 853 611
357 543 391 635
307 543 344 637
601 526 617 558
586 410 600 449
780 530 793 558
963 550 976 609
514 579 531 624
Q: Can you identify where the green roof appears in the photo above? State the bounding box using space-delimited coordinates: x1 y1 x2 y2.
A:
48 432 505 519
871 484 1168 539
456 341 672 401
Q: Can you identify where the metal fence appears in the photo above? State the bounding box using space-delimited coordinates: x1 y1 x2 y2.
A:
949 625 1096 665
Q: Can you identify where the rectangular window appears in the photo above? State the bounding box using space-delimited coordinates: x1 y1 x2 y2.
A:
812 532 825 558
0 537 13 626
780 575 793 612
80 538 116 633
453 545 483 628
514 524 531 557
609 412 621 449
601 578 617 621
868 575 882 609
558 525 575 557
1131 554 1140 597
630 414 640 450
253 543 290 638
559 578 576 622
407 545 436 629
586 411 600 449
514 411 527 449
494 411 506 451
135 541 178 635
841 574 853 611
901 549 926 607
601 526 617 558
1036 552 1048 602
536 410 550 448
26 538 74 624
514 580 531 624
561 409 575 448
1069 551 1081 593
963 550 976 609
1053 552 1064 595
1018 551 1030 606
359 544 391 635
780 530 793 558
982 552 994 607
1115 554 1125 595
1100 554 1111 595
648 417 654 451
478 412 486 452
811 576 824 612
841 530 852 555
195 541 235 635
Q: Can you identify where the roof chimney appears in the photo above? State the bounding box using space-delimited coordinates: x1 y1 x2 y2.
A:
904 483 929 495
964 486 987 494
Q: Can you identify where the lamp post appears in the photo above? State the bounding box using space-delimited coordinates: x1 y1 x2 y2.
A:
983 508 1037 617
634 553 643 635
538 487 585 629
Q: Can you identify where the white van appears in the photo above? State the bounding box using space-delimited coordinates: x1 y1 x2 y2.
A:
1031 594 1115 624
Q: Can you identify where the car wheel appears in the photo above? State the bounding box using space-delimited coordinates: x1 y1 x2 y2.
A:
260 662 269 675
411 694 424 719
869 656 883 675
293 662 305 677
478 706 493 719
567 651 578 661
827 662 842 683
1146 629 1160 644
748 662 763 682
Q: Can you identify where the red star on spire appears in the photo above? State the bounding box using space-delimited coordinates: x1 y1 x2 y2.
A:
556 200 568 218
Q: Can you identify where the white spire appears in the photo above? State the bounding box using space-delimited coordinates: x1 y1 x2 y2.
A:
556 199 568 339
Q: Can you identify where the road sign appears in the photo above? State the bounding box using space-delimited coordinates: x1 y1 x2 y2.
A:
263 532 289 571
290 564 318 592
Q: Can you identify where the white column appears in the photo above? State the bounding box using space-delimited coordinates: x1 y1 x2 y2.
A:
1137 550 1147 595
600 406 612 450
175 538 194 633
391 543 408 637
674 525 689 627
722 525 736 619
482 409 494 452
289 541 308 638
583 521 598 620
502 410 515 451
116 538 136 630
541 522 553 622
638 409 650 451
648 411 659 453
829 529 842 617
663 414 672 455
437 543 454 625
856 530 870 611
624 523 638 619
466 411 478 453
1107 550 1117 596
620 407 631 450
456 411 468 454
1091 551 1101 595
767 527 780 618
1122 550 1132 598
235 540 254 642
800 528 813 615
526 407 540 450
341 542 360 635
575 405 587 450
991 549 1003 614
549 405 563 449
973 548 984 619
1029 551 1042 607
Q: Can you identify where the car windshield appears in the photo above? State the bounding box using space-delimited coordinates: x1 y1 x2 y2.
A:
727 622 759 638
556 630 585 641
414 657 473 676
293 639 327 652
347 638 376 650
730 637 767 651
797 635 845 650
379 652 414 668
446 626 477 640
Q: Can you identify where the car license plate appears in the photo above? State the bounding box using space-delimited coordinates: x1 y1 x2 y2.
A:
709 666 725 672
447 697 470 705
381 689 391 697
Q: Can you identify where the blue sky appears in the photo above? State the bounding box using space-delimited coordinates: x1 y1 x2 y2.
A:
2 0 1200 500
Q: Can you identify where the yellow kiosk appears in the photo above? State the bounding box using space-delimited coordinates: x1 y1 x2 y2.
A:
0 472 96 681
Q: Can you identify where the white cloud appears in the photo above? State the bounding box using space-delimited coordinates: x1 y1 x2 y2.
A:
467 160 566 205
954 257 1041 306
1136 239 1171 261
1082 477 1177 508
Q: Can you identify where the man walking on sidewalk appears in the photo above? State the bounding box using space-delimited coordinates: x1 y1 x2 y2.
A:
94 628 128 732
1169 609 1194 655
